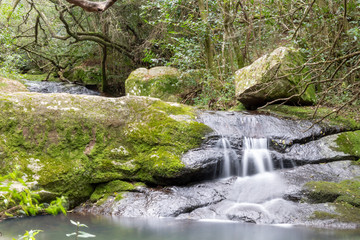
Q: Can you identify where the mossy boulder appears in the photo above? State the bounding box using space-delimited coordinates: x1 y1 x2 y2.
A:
125 67 182 102
235 46 316 109
304 179 360 223
0 77 28 92
90 180 141 203
335 131 360 157
0 90 211 205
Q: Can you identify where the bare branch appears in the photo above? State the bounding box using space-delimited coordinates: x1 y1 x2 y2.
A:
64 0 118 12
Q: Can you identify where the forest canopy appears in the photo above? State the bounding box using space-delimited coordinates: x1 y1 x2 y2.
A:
0 0 359 111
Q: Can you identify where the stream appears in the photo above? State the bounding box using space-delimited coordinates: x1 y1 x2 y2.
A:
1 214 360 240
22 79 100 95
1 80 360 239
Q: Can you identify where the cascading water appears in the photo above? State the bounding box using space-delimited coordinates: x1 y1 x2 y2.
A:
199 112 296 224
241 137 273 176
216 138 239 177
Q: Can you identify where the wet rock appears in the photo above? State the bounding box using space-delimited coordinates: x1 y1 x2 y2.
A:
76 178 234 217
77 161 360 228
272 134 358 166
198 111 330 144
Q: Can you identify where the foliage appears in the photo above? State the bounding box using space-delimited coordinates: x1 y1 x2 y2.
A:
0 168 68 220
13 230 42 240
66 220 96 239
0 0 359 109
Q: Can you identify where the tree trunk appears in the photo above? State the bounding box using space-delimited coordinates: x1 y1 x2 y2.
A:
101 46 109 93
198 0 215 74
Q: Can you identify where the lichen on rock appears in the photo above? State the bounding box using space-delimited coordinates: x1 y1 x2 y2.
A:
235 46 316 109
0 77 29 93
125 67 182 102
0 89 211 205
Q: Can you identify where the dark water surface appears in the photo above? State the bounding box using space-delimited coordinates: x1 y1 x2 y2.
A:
0 214 359 240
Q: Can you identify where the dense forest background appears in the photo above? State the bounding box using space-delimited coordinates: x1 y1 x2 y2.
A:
0 0 359 111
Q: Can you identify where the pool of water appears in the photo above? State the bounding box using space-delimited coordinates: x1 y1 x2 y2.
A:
0 214 359 240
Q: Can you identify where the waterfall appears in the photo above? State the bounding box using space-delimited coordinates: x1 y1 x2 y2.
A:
241 137 273 177
216 138 239 177
216 136 273 178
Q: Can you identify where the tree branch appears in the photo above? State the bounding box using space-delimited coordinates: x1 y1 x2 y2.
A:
64 0 118 12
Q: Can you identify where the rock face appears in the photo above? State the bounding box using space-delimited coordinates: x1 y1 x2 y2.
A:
75 161 360 228
75 109 360 228
235 47 316 109
0 90 210 205
125 67 181 102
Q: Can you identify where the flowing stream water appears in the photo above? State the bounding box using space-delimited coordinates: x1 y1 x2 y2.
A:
22 79 100 95
1 214 359 240
2 84 360 238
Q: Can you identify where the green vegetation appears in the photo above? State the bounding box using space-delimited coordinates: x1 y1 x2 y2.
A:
335 131 360 156
66 220 96 239
0 0 357 111
304 179 360 223
90 180 136 203
0 169 68 221
0 92 211 205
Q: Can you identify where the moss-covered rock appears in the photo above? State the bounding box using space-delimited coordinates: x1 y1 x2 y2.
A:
335 131 360 157
304 179 360 223
0 90 211 205
0 77 28 92
90 180 139 203
125 67 182 102
235 46 316 109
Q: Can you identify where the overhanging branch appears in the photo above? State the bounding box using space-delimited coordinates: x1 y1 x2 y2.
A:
64 0 118 12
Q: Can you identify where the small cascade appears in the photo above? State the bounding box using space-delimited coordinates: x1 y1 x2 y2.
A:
22 79 100 95
241 137 273 176
216 138 239 177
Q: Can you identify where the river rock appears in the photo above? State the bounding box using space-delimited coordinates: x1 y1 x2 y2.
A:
272 133 359 166
76 161 360 228
0 90 210 205
125 67 181 102
0 77 28 92
235 46 316 109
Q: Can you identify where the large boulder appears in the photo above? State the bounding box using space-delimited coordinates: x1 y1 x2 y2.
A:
125 67 181 102
0 77 28 92
235 46 316 109
0 89 211 205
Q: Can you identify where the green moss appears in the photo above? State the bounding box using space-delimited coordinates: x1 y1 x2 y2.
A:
125 67 183 102
305 179 360 223
304 179 360 207
230 102 246 111
311 203 360 223
0 92 210 204
261 104 360 130
312 211 339 220
90 180 136 202
18 73 57 82
65 67 102 85
335 131 360 156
